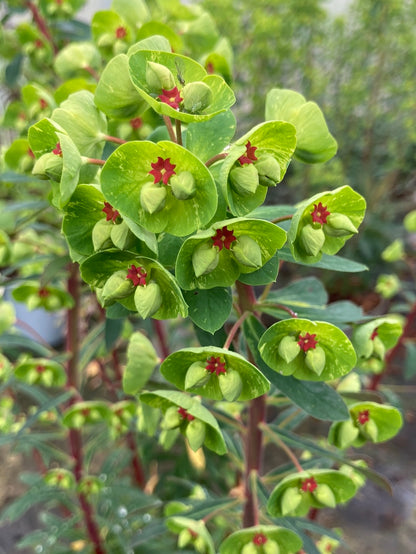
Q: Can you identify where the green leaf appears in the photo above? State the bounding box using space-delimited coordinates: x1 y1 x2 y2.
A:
128 50 235 122
104 317 124 351
54 41 101 80
160 346 269 401
112 0 151 29
258 318 357 381
122 332 159 394
220 121 297 216
288 185 366 264
95 54 147 118
243 316 349 421
278 247 368 272
265 88 337 163
135 22 183 53
140 390 227 455
54 78 96 105
183 287 232 334
175 217 286 290
185 110 236 162
101 140 217 236
219 525 303 554
238 252 280 286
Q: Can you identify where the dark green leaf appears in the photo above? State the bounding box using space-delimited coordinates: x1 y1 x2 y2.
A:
183 287 232 334
278 246 368 272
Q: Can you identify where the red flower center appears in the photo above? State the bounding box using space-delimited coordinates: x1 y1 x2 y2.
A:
102 202 120 223
52 142 62 156
38 288 50 297
27 148 35 159
301 476 318 492
158 87 183 109
130 117 142 130
39 98 48 110
178 407 195 422
211 226 236 251
311 202 331 225
115 26 127 39
35 39 43 48
357 409 370 425
149 157 176 185
238 141 258 165
252 533 268 545
298 332 318 351
126 265 147 287
36 365 46 374
205 356 227 375
206 61 214 74
370 329 378 340
82 408 91 417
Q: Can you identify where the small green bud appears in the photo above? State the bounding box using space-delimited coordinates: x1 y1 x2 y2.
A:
324 213 358 237
278 335 301 363
231 235 263 269
40 371 54 387
170 171 196 200
375 274 401 299
313 483 336 508
110 221 135 250
26 293 41 311
381 239 405 262
185 361 211 390
92 219 114 251
134 282 162 319
229 164 259 197
305 345 326 376
145 61 175 92
300 224 325 257
159 428 180 450
181 81 213 113
263 539 280 554
140 182 167 214
219 369 243 401
101 270 134 306
241 542 258 554
362 418 378 442
162 405 182 430
280 486 303 516
192 242 220 277
185 418 206 451
178 528 193 548
335 419 360 449
360 338 374 359
372 336 385 360
255 154 281 187
194 535 207 554
97 32 114 48
33 152 63 182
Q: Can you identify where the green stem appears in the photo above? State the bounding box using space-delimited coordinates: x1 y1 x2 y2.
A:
163 115 177 142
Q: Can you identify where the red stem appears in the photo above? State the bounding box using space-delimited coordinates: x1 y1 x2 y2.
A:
153 320 169 359
126 431 146 488
102 134 127 145
26 1 58 54
163 115 177 142
83 65 100 81
205 152 228 167
87 158 106 166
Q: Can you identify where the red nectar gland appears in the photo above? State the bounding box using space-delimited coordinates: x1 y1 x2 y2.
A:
36 365 46 374
357 409 370 425
149 157 176 185
370 329 378 340
301 476 318 493
238 141 258 165
297 332 318 351
115 26 127 39
52 143 62 156
211 226 236 251
39 98 48 110
205 356 227 375
126 265 147 287
130 117 142 130
102 202 120 223
177 407 195 422
311 202 331 225
158 87 183 109
252 533 268 546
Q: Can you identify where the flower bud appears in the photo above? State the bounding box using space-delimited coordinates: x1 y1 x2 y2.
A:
313 483 336 508
255 154 281 187
101 270 134 306
299 224 325 257
334 419 359 449
194 535 207 554
110 221 135 250
181 81 213 113
185 361 211 390
229 164 259 197
162 405 182 430
33 152 63 182
324 213 358 237
185 418 206 451
192 242 220 277
242 543 258 554
263 540 280 554
92 219 114 251
145 61 175 92
170 171 196 200
360 338 374 359
280 486 303 516
362 418 378 442
178 528 193 548
219 369 243 401
159 428 179 450
278 335 301 364
134 281 162 319
305 345 326 376
372 336 385 360
26 293 42 311
231 235 262 269
140 182 167 214
97 32 114 49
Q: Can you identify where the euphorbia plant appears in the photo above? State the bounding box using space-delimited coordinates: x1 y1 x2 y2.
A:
0 1 405 553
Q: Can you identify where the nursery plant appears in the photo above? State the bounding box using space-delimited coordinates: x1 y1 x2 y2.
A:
0 1 405 553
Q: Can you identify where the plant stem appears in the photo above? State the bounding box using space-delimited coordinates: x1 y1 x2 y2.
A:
101 134 127 145
259 423 304 472
175 119 183 146
223 311 250 350
125 431 146 488
163 115 177 142
256 302 298 318
153 320 169 359
86 158 106 166
205 152 228 167
26 1 57 54
83 65 100 81
271 214 293 224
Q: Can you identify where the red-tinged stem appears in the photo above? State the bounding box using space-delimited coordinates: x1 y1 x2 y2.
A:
369 301 416 390
308 507 319 520
86 158 106 166
153 320 169 359
112 349 123 381
175 119 183 146
66 263 80 391
102 134 127 145
271 214 293 224
125 431 146 488
15 317 53 349
260 423 304 473
83 65 100 81
26 1 58 54
163 115 177 142
256 302 298 319
205 152 228 167
223 311 251 350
